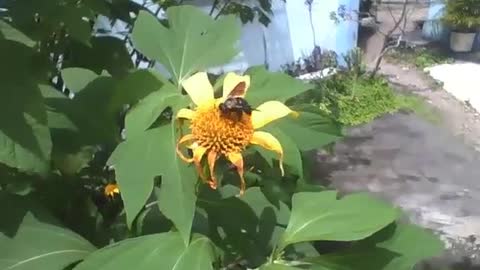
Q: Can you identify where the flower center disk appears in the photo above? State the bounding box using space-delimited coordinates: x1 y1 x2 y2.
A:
191 102 254 155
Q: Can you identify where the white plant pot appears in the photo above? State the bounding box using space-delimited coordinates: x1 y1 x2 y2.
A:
449 31 477 53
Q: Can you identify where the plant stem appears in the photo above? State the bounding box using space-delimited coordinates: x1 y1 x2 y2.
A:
215 0 231 20
209 0 220 16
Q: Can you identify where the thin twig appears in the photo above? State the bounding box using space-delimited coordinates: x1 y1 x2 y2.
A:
370 0 409 77
209 0 220 16
214 0 231 19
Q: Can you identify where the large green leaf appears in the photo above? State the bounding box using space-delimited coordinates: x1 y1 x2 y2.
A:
131 6 241 86
260 264 303 270
255 126 303 179
107 128 164 228
373 224 444 270
68 75 119 144
0 20 35 47
6 0 94 44
53 69 165 145
74 233 215 270
306 247 398 270
278 191 399 251
155 123 197 245
274 111 343 151
64 36 134 77
124 81 187 139
61 67 99 93
245 67 313 107
0 213 96 270
108 121 197 244
0 41 52 175
0 83 52 175
199 187 290 266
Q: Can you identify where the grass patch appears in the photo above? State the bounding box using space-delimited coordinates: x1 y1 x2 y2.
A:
387 46 454 70
292 72 441 126
395 94 442 124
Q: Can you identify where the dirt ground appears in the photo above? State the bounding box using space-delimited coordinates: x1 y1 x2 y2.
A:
359 2 480 151
360 2 431 64
323 3 480 267
378 61 480 151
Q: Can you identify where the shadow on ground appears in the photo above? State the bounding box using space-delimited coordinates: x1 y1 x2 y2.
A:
313 112 480 268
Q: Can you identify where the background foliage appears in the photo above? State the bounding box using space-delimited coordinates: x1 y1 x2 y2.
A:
1 1 443 269
290 48 441 126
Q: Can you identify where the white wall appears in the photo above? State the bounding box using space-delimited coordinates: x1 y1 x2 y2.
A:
96 0 359 75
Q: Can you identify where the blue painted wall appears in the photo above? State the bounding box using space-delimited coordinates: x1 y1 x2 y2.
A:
103 0 360 74
336 0 360 65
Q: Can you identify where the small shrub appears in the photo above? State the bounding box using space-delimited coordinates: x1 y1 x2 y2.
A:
443 0 480 32
387 46 454 70
395 94 442 124
282 46 338 77
292 71 441 126
313 74 398 126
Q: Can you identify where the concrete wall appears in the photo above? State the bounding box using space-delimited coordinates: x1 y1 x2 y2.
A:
208 0 360 72
101 0 360 75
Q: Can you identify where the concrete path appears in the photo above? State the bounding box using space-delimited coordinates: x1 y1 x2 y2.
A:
314 113 480 268
427 62 480 114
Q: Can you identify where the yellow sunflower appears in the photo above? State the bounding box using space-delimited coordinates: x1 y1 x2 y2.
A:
104 183 120 198
176 71 296 195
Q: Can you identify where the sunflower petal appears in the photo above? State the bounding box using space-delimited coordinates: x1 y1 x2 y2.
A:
177 108 195 120
251 101 293 129
207 151 219 189
226 152 246 196
181 72 214 106
222 72 250 98
193 146 208 183
176 134 196 163
250 131 284 176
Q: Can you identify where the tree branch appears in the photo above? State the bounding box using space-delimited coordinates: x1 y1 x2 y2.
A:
370 0 409 77
214 0 231 19
209 0 220 16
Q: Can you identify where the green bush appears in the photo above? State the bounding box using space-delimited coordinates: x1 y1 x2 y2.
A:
443 0 480 32
306 73 398 126
387 47 454 70
292 71 441 127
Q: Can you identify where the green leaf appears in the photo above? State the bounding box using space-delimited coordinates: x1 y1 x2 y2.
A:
107 128 164 227
275 111 343 151
64 36 134 77
0 212 96 270
255 126 303 178
199 187 289 266
0 41 52 174
7 0 94 45
108 69 166 113
155 123 197 245
58 69 164 145
260 264 303 270
0 84 52 175
61 67 99 93
278 191 399 250
124 83 185 139
131 6 241 86
0 20 35 47
373 224 444 270
306 247 398 270
69 75 119 144
74 233 215 270
245 67 313 107
108 121 197 244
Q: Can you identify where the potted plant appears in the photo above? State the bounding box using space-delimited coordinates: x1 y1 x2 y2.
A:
442 0 480 52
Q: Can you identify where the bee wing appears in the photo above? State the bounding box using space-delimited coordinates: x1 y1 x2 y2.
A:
228 82 247 97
